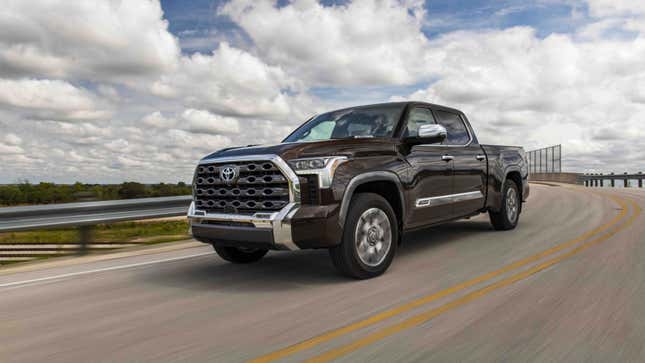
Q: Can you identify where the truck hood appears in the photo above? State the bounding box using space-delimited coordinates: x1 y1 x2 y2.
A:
202 138 398 161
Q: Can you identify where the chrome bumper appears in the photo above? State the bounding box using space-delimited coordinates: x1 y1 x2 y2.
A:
187 201 299 250
188 154 301 251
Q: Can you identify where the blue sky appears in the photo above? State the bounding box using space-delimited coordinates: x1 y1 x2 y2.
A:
1 0 644 183
158 0 595 115
162 0 587 55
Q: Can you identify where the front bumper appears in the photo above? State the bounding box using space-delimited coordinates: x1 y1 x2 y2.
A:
189 153 344 250
188 201 299 250
188 201 342 250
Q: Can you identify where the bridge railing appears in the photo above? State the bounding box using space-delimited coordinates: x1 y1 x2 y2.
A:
0 196 192 260
582 172 644 188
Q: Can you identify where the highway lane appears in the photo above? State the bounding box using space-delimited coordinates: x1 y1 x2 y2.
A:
0 184 643 362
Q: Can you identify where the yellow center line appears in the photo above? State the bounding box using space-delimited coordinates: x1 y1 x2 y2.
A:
248 191 628 363
303 197 641 363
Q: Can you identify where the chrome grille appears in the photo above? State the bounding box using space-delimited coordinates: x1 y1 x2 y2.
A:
194 160 290 214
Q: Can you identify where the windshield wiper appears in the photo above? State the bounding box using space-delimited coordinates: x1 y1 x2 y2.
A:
333 135 374 140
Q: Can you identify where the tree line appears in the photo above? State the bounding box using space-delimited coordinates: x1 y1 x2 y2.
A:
0 181 192 206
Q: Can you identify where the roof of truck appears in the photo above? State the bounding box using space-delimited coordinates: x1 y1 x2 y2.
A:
335 101 465 115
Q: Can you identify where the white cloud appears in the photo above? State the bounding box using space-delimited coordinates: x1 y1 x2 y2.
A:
0 0 321 183
3 133 22 145
397 23 645 172
220 0 430 86
586 0 645 17
0 143 24 154
583 0 645 34
166 129 232 150
151 42 298 118
0 79 110 121
0 0 180 83
142 111 176 129
2 0 645 182
577 18 625 39
43 122 113 138
141 108 240 134
180 109 240 134
97 84 121 102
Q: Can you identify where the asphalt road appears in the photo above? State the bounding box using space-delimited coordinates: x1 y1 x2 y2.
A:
1 184 644 363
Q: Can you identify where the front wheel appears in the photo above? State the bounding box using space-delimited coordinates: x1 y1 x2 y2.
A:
489 179 521 230
329 193 398 279
213 246 268 263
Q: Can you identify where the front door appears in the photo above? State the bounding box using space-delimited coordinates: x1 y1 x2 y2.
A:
403 107 454 228
433 110 486 217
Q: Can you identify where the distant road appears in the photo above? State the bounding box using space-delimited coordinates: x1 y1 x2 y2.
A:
1 184 644 363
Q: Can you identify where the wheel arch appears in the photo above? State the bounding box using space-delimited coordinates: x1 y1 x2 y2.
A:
338 172 405 231
487 165 523 213
503 168 523 213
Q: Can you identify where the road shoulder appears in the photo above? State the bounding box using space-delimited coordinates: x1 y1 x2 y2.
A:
0 239 203 276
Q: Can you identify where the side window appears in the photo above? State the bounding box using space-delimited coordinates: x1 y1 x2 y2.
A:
346 122 373 137
434 110 470 145
404 107 436 137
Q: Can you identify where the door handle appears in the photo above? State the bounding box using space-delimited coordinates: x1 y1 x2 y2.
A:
441 155 454 162
476 155 486 161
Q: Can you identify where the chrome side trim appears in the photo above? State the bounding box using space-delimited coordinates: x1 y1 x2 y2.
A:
190 154 301 250
415 191 484 208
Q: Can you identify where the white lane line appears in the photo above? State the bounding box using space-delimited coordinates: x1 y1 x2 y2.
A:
0 252 213 288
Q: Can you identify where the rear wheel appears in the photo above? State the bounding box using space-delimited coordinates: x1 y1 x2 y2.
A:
213 246 268 263
329 193 398 279
489 179 521 230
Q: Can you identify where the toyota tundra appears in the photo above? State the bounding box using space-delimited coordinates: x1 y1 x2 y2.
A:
188 102 529 279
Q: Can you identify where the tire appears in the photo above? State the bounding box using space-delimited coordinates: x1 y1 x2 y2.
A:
329 193 398 279
213 246 268 264
489 179 521 231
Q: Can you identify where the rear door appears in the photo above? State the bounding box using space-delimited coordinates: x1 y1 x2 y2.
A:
403 107 455 228
433 110 486 217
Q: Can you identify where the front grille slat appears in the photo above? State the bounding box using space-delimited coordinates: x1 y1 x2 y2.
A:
194 160 290 214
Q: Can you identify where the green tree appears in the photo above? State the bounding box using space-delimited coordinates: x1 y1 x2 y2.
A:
118 182 147 199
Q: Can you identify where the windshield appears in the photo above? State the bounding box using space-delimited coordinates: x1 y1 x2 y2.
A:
283 104 404 143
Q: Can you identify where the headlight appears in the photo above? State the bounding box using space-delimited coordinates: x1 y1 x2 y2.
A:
289 156 348 188
291 158 326 170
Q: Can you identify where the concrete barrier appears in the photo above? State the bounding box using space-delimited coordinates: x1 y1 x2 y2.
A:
529 173 583 185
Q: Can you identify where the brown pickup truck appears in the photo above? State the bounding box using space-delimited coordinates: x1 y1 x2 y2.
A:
188 101 529 279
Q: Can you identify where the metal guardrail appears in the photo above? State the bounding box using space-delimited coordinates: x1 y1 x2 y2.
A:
0 196 192 259
0 195 192 232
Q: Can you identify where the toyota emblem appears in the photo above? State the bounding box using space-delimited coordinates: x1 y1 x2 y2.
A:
219 165 239 184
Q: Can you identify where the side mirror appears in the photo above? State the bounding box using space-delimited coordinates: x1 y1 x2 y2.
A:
406 124 447 145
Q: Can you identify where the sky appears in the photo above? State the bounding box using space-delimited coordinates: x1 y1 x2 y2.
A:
0 0 644 183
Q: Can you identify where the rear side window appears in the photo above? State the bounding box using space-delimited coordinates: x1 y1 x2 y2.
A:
434 110 470 145
403 107 436 137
